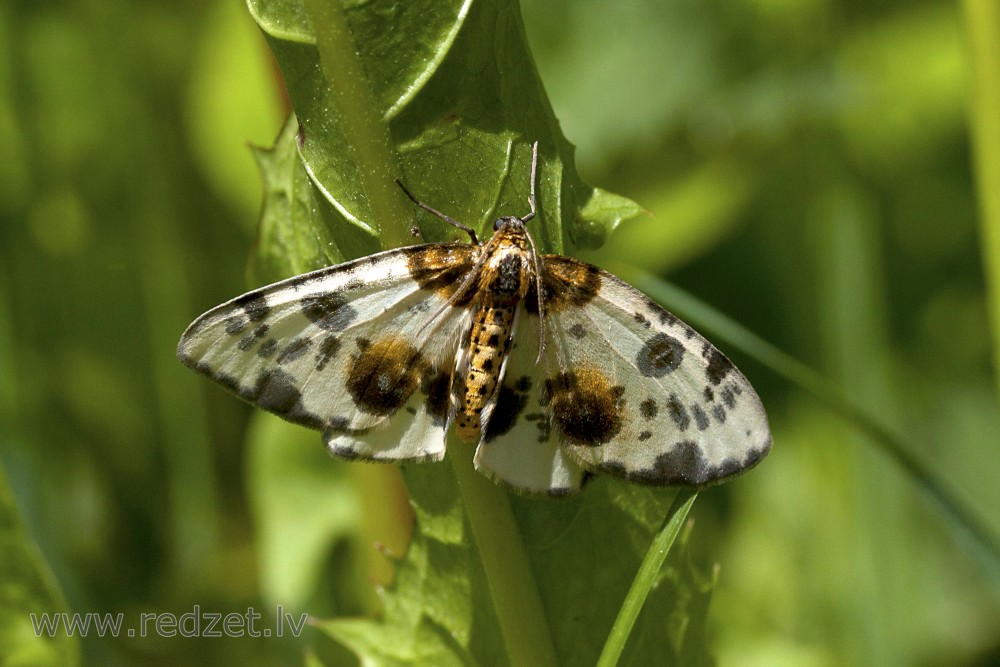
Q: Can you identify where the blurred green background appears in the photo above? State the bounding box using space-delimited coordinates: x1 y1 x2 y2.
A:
2 0 1000 665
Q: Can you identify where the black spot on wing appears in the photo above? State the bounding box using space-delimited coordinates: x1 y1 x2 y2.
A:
237 294 270 323
659 309 681 328
636 333 685 377
326 416 351 433
250 369 323 430
712 404 726 423
667 395 690 431
302 292 357 331
315 335 341 371
484 385 529 442
238 324 270 351
328 442 362 460
277 337 312 364
712 456 744 480
656 440 707 484
640 398 658 421
253 369 300 412
745 435 773 468
638 431 653 441
705 348 735 385
568 323 587 339
422 370 453 425
257 339 278 358
721 386 737 409
691 404 710 430
604 444 762 486
600 440 711 486
224 316 248 335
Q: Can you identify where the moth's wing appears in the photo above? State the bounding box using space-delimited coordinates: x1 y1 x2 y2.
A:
473 306 588 496
177 243 476 461
323 366 456 462
535 256 771 487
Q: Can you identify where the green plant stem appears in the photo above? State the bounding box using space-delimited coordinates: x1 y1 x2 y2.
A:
597 489 698 667
302 0 412 249
961 0 1000 402
613 263 1000 567
448 441 558 667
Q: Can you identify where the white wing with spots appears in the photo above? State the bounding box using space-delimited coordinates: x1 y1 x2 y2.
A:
537 257 771 487
473 307 587 495
177 244 475 461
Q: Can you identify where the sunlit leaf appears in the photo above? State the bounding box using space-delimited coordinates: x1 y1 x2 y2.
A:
247 0 645 253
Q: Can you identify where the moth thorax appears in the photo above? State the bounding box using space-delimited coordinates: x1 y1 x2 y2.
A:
483 250 532 299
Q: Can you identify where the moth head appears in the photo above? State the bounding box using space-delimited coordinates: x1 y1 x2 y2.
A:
494 216 526 232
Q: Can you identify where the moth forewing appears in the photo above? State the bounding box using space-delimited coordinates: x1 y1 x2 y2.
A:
533 260 771 488
178 244 478 461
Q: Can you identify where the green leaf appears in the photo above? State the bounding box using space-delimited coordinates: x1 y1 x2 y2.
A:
0 466 80 667
577 187 648 250
249 114 346 285
598 490 713 667
247 0 645 255
509 484 713 666
318 464 715 666
243 0 706 665
317 462 507 667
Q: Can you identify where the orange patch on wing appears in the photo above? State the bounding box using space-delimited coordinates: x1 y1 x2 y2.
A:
545 366 625 446
527 256 603 314
405 244 477 305
346 336 430 416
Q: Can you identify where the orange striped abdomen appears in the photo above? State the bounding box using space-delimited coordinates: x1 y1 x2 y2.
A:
456 301 515 441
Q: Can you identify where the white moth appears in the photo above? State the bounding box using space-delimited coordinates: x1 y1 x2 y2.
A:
178 143 771 495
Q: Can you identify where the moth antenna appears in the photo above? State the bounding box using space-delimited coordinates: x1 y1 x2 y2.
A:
521 141 539 223
395 178 479 245
518 141 546 360
523 230 547 363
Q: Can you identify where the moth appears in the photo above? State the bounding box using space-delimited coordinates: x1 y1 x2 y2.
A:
178 143 771 495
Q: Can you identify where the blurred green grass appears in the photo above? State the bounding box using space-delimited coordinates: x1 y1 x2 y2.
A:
1 0 999 665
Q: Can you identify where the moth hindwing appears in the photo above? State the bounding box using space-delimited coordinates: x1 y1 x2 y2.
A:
178 142 771 495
